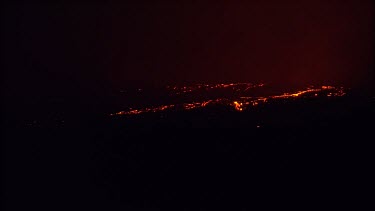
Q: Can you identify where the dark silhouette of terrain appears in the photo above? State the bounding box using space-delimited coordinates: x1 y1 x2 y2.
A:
2 91 374 210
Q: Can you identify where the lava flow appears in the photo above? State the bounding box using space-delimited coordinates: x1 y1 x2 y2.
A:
110 84 346 116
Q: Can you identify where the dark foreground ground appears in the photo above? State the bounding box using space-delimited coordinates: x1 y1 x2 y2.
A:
2 94 374 210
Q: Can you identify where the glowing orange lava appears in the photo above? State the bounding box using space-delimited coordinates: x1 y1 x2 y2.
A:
110 84 346 116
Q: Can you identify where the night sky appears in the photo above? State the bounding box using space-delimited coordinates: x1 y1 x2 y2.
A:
3 2 375 209
1 0 374 98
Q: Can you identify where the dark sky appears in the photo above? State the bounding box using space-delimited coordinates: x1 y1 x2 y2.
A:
1 0 374 97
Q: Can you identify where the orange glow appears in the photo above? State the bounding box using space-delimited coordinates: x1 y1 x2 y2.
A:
110 84 346 116
166 82 263 95
233 101 243 111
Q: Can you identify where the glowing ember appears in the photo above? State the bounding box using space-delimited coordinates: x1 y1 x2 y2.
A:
233 101 243 111
166 82 264 95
